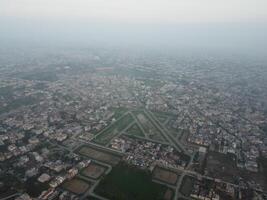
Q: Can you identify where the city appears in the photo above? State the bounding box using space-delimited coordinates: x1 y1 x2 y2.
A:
0 48 267 199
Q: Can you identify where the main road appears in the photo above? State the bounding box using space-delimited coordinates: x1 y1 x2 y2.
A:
144 109 190 156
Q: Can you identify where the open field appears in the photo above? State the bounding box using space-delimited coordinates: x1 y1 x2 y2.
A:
132 110 166 142
77 146 121 166
124 123 145 137
163 188 174 200
81 162 107 179
206 151 267 190
62 178 91 195
95 163 168 200
93 113 134 145
205 151 238 184
179 175 195 197
152 166 179 185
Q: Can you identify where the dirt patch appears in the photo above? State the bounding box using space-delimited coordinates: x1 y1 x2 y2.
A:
78 146 121 166
163 188 174 200
152 166 179 185
62 178 91 194
81 163 107 179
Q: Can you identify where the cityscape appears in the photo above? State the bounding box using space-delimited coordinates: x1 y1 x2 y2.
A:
0 48 267 200
1 0 267 199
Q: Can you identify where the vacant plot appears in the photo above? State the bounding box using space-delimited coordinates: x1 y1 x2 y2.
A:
77 146 121 166
93 113 134 145
95 163 168 200
206 152 267 190
81 163 107 179
124 123 145 137
179 175 195 197
62 178 91 195
205 151 237 183
152 166 179 185
163 188 174 200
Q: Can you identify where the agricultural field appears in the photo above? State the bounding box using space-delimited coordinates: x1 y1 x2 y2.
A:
124 123 145 138
95 163 168 200
77 145 121 166
132 111 167 142
152 166 179 185
93 113 134 145
61 178 91 195
81 162 107 179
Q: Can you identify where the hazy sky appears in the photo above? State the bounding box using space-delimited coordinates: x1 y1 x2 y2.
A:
0 0 267 56
1 0 267 23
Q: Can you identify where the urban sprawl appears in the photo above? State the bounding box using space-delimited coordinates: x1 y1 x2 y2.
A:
0 48 267 200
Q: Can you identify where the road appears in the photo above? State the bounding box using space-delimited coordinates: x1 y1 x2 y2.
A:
145 109 190 156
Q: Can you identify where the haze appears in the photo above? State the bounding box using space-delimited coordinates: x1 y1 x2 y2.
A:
0 0 267 56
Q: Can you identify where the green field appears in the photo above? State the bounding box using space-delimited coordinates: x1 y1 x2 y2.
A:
0 96 38 114
179 175 195 197
95 163 168 200
93 113 134 145
132 111 167 142
124 123 145 137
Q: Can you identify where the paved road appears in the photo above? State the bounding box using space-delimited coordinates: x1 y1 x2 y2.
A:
80 160 112 200
129 112 149 139
93 111 131 139
105 120 135 147
145 109 189 155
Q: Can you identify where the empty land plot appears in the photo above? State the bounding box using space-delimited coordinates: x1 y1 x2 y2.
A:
81 162 107 179
133 111 166 142
124 123 145 137
163 188 174 200
152 166 179 185
62 178 91 195
77 146 121 166
95 163 168 200
205 151 237 183
93 113 134 145
179 175 195 197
